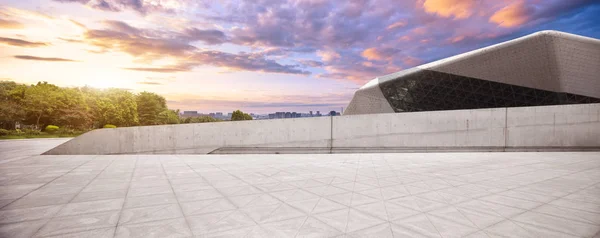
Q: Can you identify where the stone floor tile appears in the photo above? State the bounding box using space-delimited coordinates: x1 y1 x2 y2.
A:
3 193 77 210
56 198 124 217
312 209 349 233
115 218 192 238
259 216 305 237
485 219 578 238
127 186 172 197
262 203 305 223
119 203 183 225
175 189 223 202
124 193 178 209
0 205 62 224
34 211 119 237
42 227 115 238
295 217 343 238
353 201 388 221
71 189 127 203
390 214 441 238
426 214 479 237
187 209 256 235
180 198 236 216
347 222 394 238
549 198 600 214
312 198 347 214
269 189 320 202
388 195 448 212
533 204 600 225
512 211 600 237
0 219 49 238
286 198 321 214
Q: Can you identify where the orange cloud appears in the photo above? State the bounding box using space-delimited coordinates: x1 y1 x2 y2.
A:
317 50 341 62
386 21 407 30
361 47 400 61
401 56 423 67
0 18 23 29
422 0 475 19
489 1 533 28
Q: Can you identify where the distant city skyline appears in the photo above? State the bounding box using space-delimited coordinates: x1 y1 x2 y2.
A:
1 0 599 113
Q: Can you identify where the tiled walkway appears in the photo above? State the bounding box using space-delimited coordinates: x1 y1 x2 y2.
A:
1 143 599 237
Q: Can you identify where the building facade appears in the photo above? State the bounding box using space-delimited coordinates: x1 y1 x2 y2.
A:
344 31 600 115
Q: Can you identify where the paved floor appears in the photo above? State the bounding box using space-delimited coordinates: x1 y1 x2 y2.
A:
0 138 70 164
0 140 599 237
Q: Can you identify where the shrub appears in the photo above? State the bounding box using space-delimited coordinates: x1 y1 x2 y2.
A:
45 125 59 134
10 129 24 136
22 128 41 136
0 129 9 136
103 124 117 128
57 128 76 135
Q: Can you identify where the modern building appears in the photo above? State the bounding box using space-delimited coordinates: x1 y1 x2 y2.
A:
344 31 600 115
181 111 199 118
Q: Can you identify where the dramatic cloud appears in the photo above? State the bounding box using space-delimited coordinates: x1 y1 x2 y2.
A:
182 28 227 45
361 47 401 61
52 0 188 14
490 1 534 28
190 51 311 75
386 21 407 31
422 0 476 19
14 55 79 62
299 60 324 68
0 18 24 29
0 37 48 47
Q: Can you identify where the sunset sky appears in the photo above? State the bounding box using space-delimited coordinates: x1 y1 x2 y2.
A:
1 0 599 114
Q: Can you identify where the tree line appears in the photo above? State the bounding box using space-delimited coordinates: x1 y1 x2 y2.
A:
0 81 252 131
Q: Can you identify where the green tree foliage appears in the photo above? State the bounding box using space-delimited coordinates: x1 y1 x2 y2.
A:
136 92 167 125
0 81 26 129
0 80 184 130
231 110 253 121
22 82 62 128
158 109 180 124
182 116 221 123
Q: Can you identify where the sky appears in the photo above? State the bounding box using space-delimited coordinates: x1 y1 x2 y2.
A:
1 0 599 114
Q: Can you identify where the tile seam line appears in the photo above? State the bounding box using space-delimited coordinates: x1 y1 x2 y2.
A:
155 156 194 237
29 155 109 237
111 155 138 237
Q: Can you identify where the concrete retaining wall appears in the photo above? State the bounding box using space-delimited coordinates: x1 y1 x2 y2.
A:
44 103 600 155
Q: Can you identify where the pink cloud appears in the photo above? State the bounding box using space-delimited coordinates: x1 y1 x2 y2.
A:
489 1 535 28
421 0 477 19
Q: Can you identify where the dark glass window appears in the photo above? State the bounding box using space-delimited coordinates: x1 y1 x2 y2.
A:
379 70 600 112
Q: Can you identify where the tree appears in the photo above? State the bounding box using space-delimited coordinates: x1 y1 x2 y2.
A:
182 116 221 123
231 110 253 121
136 92 167 125
158 109 180 124
0 81 26 129
22 82 62 128
88 88 138 127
